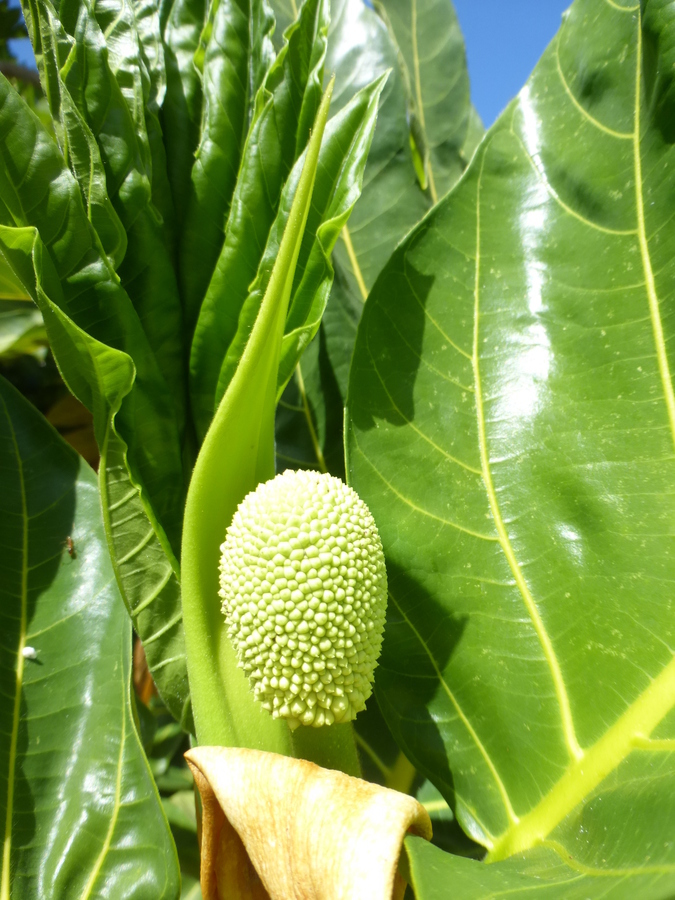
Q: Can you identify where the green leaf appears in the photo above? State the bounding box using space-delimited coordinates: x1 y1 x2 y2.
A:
326 0 429 313
275 72 387 393
215 71 387 406
0 73 184 545
0 374 179 899
189 0 329 439
88 0 177 239
347 0 675 887
272 71 389 477
414 782 484 859
180 81 333 751
272 0 480 487
223 72 386 492
57 0 186 426
24 0 185 426
325 0 481 393
406 836 675 899
132 0 167 110
21 0 129 268
0 225 190 725
0 254 29 300
161 0 207 230
374 0 483 203
130 0 180 248
101 431 192 728
179 0 274 331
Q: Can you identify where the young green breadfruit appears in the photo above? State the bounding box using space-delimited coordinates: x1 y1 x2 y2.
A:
219 470 387 729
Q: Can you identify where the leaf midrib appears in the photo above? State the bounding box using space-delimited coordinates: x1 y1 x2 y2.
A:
0 397 28 900
487 653 675 861
633 18 675 451
472 145 583 765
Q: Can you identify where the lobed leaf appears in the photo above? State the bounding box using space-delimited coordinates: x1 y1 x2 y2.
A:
274 0 479 492
21 0 129 268
61 0 186 426
276 72 387 393
215 71 387 406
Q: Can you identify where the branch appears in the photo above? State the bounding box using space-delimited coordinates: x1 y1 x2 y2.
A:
0 61 41 88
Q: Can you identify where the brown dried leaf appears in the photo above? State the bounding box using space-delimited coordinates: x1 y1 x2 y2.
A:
185 746 432 900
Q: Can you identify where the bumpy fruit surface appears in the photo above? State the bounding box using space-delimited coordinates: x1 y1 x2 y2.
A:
220 470 387 729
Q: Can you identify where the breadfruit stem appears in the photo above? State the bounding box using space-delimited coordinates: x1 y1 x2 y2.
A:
291 723 361 777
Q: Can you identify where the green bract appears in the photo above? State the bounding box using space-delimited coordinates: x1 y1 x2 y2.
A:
220 470 387 728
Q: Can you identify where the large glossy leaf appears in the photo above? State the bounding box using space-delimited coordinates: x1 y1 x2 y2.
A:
0 375 179 900
348 0 675 887
189 0 328 439
0 81 189 720
179 0 275 331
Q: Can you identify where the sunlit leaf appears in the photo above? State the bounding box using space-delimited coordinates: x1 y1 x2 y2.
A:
348 0 675 890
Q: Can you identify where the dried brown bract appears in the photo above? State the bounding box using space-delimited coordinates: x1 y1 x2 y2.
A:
186 746 432 900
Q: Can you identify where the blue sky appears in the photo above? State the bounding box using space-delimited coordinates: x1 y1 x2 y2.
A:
454 0 571 127
8 0 572 130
